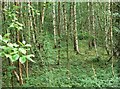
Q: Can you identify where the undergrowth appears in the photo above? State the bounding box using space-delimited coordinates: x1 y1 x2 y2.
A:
2 40 120 87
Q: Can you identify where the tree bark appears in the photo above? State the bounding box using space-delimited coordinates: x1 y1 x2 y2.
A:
53 2 57 48
57 2 61 65
73 2 80 54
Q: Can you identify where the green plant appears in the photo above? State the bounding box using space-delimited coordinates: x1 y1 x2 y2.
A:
0 33 35 64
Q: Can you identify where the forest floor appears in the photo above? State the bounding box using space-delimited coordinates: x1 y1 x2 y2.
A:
2 40 120 87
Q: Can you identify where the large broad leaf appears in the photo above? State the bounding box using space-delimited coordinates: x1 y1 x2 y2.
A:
5 54 11 58
25 44 31 47
26 54 35 63
4 47 12 53
19 48 26 54
0 35 2 41
7 43 13 48
19 56 26 64
0 52 5 57
3 38 10 43
11 54 19 62
4 33 10 37
13 43 19 47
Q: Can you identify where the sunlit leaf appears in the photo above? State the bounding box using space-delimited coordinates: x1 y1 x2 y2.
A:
4 33 10 37
13 43 19 47
19 48 26 54
25 44 31 47
3 38 10 43
11 54 19 62
19 56 26 64
7 43 13 47
5 54 11 58
9 23 14 28
26 54 35 63
0 35 2 40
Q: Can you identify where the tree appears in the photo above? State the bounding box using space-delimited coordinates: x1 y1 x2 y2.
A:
53 2 57 48
57 2 61 65
73 2 80 54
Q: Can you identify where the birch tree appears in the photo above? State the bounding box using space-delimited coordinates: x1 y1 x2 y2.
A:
53 2 57 48
73 2 80 54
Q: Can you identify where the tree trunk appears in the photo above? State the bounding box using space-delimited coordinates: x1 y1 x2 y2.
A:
53 2 57 48
15 2 23 85
40 2 46 33
63 2 69 73
105 3 110 55
57 2 61 65
73 2 80 54
92 3 98 57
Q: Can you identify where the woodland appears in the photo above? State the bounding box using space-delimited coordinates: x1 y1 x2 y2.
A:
0 1 120 88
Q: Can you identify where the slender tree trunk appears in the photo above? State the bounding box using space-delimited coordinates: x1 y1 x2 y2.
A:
14 2 23 85
92 3 98 57
53 2 57 48
63 2 69 73
88 2 91 49
105 3 110 55
57 2 61 65
109 1 114 77
2 2 7 34
73 2 80 54
30 3 36 43
109 2 113 56
70 3 73 42
40 2 46 33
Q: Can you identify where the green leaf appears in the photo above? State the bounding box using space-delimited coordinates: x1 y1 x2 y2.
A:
3 38 10 43
25 44 31 47
15 22 23 27
0 35 2 40
9 23 14 28
11 54 19 62
0 46 3 49
26 54 35 63
7 43 13 47
18 27 23 30
5 54 11 58
19 56 26 64
4 33 10 37
13 43 19 47
0 52 5 57
19 48 26 54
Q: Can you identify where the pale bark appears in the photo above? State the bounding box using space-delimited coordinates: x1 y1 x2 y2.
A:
73 2 80 54
92 3 98 57
53 2 57 48
105 3 110 55
70 3 73 41
41 2 46 33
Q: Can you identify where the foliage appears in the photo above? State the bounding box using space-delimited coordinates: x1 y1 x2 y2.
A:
0 33 35 64
4 5 24 31
2 2 120 88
